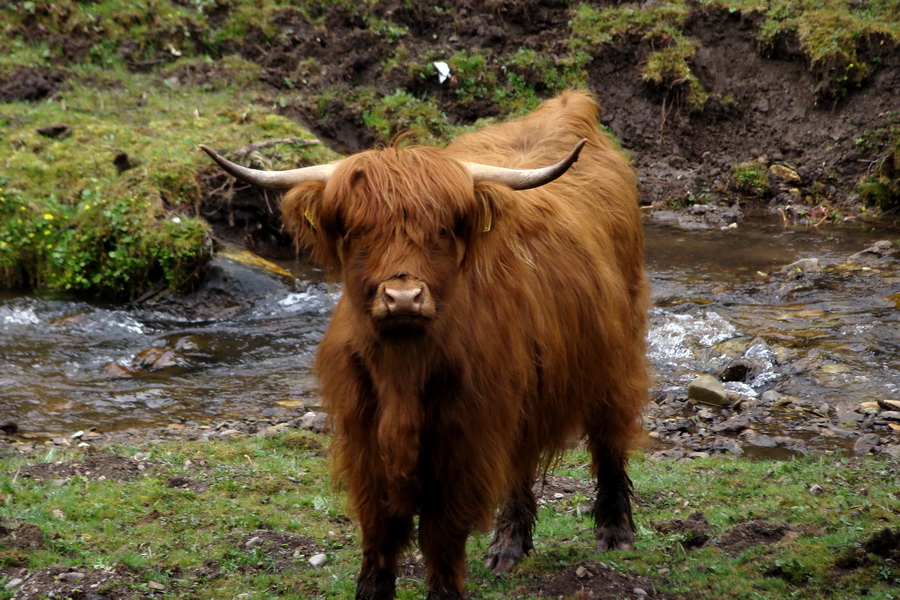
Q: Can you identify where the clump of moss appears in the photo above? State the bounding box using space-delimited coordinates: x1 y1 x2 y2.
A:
361 89 453 146
570 1 710 109
0 181 211 299
853 122 900 212
757 0 898 101
642 35 710 109
731 161 772 197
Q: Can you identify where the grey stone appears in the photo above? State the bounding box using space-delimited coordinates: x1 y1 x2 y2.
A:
299 411 329 434
848 240 896 265
780 257 821 274
309 553 327 568
744 431 778 447
712 415 750 433
713 437 744 455
688 375 728 407
774 436 808 453
835 403 864 425
853 434 880 456
760 390 782 404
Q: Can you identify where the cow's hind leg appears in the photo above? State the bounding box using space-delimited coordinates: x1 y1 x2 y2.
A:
483 473 537 574
588 440 635 551
355 513 414 600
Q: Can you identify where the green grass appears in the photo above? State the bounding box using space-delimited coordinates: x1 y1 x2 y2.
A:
2 437 897 599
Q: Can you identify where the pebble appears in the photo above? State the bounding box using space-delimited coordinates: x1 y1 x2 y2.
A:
553 492 565 499
697 409 716 420
808 484 824 495
575 565 589 578
148 581 166 590
4 578 23 590
299 411 329 434
634 588 649 596
309 553 327 568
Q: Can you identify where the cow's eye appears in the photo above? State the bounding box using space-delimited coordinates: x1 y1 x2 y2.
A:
438 226 450 239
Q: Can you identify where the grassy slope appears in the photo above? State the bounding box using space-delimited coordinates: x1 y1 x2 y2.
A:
1 436 897 599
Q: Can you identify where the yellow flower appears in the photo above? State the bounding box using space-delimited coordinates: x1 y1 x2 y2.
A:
0 241 7 248
43 213 54 220
44 229 51 235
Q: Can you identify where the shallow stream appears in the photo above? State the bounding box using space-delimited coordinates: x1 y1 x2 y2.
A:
2 218 898 443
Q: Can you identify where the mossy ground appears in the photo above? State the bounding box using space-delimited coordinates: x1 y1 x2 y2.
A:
1 435 897 599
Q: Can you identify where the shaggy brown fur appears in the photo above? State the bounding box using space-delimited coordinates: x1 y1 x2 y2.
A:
281 90 648 600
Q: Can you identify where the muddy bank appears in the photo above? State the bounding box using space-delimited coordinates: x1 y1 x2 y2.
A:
178 2 900 254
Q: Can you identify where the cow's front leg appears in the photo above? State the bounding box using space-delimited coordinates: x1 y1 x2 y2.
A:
418 510 470 600
483 473 537 574
355 512 414 600
589 442 635 551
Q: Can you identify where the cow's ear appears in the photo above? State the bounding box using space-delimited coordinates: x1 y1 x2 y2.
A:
281 183 342 274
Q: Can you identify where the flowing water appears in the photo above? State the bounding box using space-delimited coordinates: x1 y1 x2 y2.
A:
1 219 898 440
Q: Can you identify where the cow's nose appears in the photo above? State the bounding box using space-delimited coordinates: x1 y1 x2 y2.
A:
382 284 424 315
373 276 434 323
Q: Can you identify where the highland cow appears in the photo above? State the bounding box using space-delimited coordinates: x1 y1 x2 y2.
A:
201 90 649 600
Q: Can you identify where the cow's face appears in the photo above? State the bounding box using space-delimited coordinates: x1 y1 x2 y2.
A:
285 148 490 338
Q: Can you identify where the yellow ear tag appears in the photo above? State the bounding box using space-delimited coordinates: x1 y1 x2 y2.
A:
304 206 317 230
482 206 492 233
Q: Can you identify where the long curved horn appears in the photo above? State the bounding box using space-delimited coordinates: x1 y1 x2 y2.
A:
199 145 337 192
463 138 587 191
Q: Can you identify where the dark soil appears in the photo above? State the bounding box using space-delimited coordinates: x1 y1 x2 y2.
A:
832 527 900 577
531 559 676 599
0 66 68 102
862 527 900 561
655 511 714 550
15 455 149 483
5 565 143 600
0 523 45 551
232 529 327 571
716 520 792 556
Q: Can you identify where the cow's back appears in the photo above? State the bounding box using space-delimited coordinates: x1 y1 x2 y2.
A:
444 90 648 458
